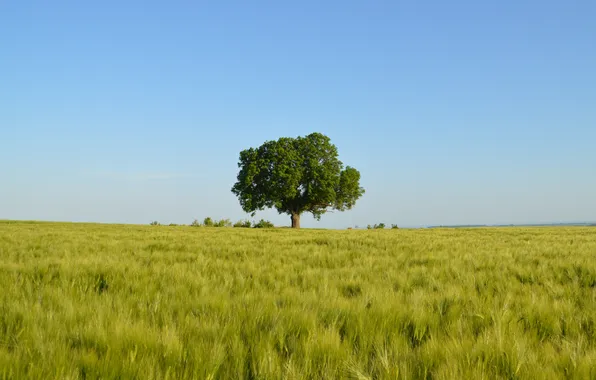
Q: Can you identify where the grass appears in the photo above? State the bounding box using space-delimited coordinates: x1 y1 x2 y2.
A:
1 221 595 379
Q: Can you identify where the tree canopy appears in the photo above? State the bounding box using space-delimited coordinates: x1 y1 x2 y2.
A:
231 133 365 228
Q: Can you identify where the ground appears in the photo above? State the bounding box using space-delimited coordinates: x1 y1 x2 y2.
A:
1 221 595 379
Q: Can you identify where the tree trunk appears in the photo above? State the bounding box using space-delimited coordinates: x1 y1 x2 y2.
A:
291 213 301 229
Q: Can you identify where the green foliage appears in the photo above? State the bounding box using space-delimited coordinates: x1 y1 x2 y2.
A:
213 219 232 228
234 220 253 228
374 223 385 229
231 133 365 227
253 219 274 228
149 221 160 226
2 222 596 378
192 218 233 228
391 224 399 229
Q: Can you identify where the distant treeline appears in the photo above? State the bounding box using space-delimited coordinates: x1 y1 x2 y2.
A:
150 217 275 228
151 219 403 230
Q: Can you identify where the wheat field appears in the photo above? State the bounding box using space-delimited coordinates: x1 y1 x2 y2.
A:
1 221 595 379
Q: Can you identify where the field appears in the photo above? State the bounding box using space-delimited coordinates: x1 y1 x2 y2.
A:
1 221 596 379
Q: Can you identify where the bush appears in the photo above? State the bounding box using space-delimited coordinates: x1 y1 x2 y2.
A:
391 224 399 229
214 219 232 228
168 223 179 227
253 219 274 228
150 221 160 226
193 217 233 228
234 220 253 228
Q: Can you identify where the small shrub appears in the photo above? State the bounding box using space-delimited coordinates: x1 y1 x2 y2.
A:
214 219 232 227
253 219 274 228
191 218 233 228
168 223 179 227
234 220 253 228
149 221 160 226
391 224 399 229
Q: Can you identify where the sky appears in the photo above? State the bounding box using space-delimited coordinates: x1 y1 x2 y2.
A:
1 0 595 228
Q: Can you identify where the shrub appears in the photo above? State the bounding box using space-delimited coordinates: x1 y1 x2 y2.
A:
168 223 179 227
214 219 232 228
374 223 386 229
234 220 253 228
253 219 274 228
391 224 399 229
150 221 160 226
192 217 233 228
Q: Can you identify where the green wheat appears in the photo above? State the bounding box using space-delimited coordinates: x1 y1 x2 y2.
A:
0 221 595 379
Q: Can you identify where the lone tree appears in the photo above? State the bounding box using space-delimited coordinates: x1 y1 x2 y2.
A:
231 132 365 229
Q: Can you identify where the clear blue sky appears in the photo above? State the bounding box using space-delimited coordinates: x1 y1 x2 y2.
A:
1 0 595 228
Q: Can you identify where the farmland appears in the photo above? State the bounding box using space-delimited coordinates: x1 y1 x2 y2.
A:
1 221 595 379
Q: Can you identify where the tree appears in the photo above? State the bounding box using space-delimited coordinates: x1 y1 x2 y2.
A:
231 132 365 229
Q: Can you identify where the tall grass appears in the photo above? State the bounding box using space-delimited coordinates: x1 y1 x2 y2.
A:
0 221 595 379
